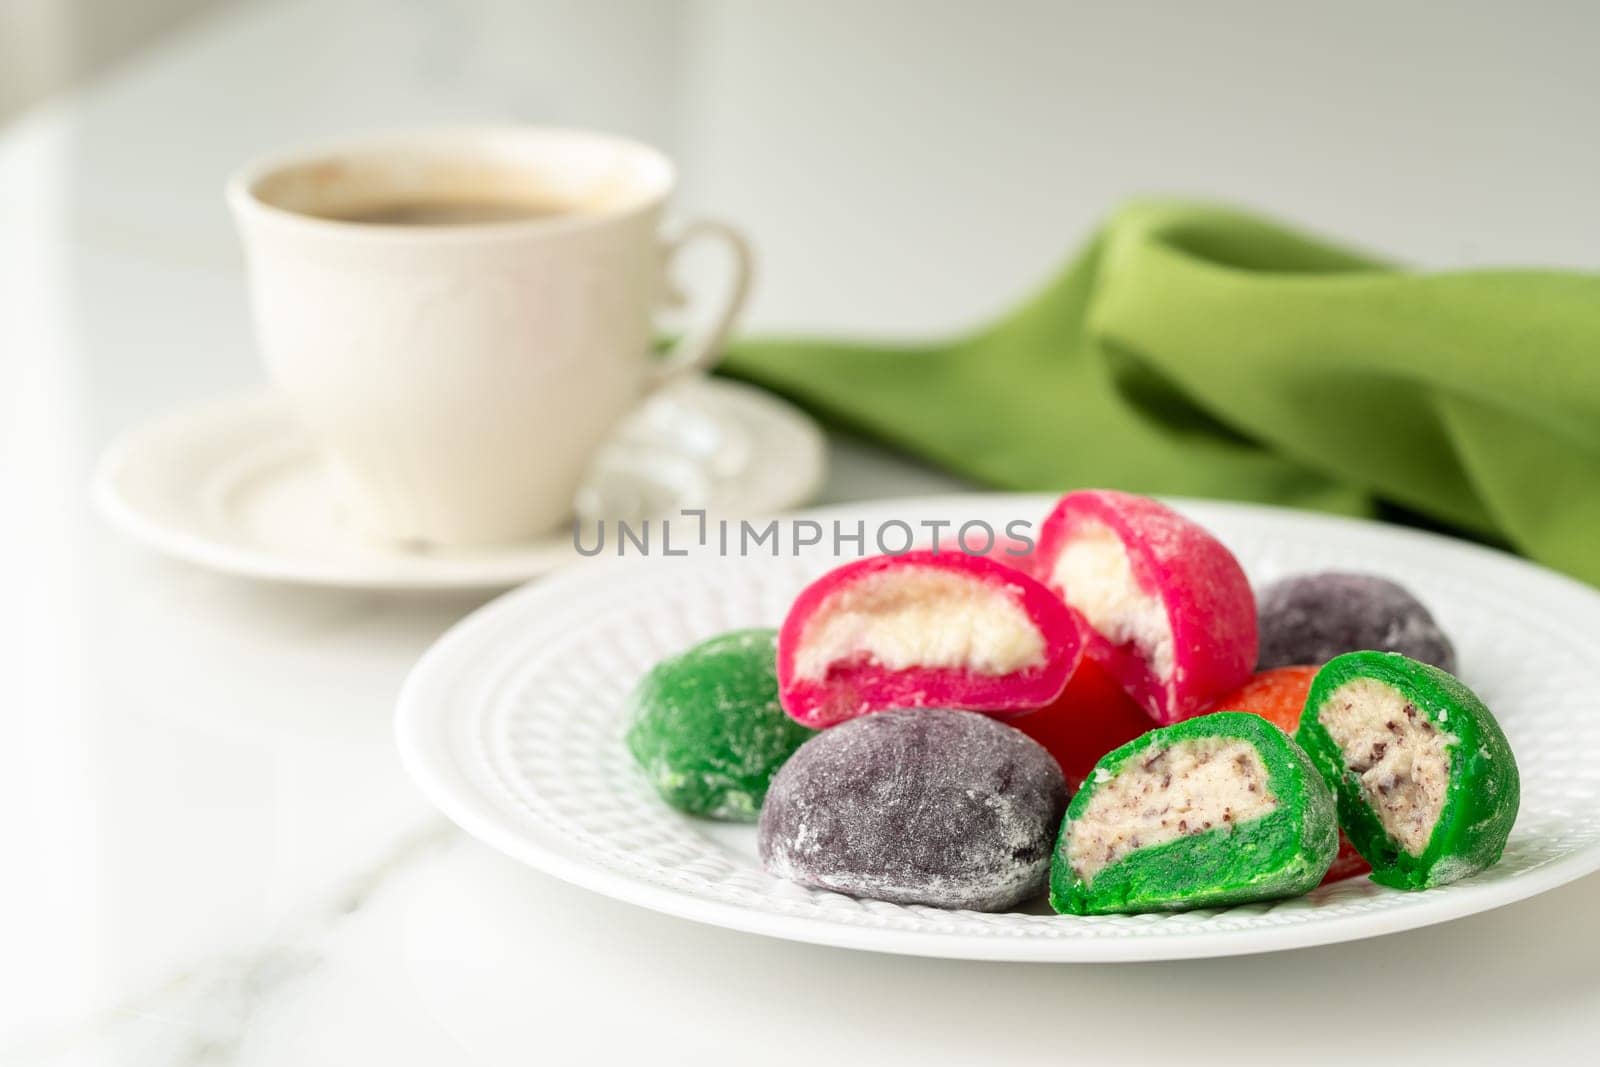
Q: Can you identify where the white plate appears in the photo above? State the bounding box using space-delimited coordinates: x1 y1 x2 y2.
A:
93 378 826 590
395 494 1600 961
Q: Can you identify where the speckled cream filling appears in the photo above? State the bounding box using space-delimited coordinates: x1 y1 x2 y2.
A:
1050 521 1175 681
1319 677 1456 856
1067 738 1277 882
792 568 1046 682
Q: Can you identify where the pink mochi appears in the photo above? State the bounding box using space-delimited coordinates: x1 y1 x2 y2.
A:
1031 490 1256 725
777 550 1082 729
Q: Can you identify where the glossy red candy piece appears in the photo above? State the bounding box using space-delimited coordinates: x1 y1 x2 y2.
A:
1322 839 1374 884
1010 658 1154 790
1209 665 1372 885
1032 490 1257 725
777 550 1082 729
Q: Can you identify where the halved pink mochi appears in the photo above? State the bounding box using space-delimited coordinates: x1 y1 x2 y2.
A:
1031 490 1256 725
777 550 1081 728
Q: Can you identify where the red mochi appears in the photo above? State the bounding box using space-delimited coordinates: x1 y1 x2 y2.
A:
1031 490 1257 725
777 550 1082 728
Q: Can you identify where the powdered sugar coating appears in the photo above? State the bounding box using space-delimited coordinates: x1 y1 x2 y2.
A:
627 629 814 821
777 550 1081 728
1257 572 1457 673
1049 521 1175 680
1033 490 1257 724
758 708 1068 911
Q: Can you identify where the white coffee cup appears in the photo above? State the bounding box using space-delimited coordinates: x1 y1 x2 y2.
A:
228 126 751 546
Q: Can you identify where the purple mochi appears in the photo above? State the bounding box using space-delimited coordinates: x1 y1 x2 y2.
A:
1257 572 1456 673
757 708 1068 912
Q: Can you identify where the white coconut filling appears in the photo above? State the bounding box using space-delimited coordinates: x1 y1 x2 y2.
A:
1318 677 1456 856
792 568 1046 682
1050 521 1175 681
1066 738 1277 882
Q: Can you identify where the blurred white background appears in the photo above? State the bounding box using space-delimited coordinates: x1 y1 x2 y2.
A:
3 3 1598 1063
8 0 1599 335
9 0 1598 451
0 0 233 117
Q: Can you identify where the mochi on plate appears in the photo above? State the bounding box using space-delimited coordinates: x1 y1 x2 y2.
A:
1051 712 1338 915
1032 490 1256 725
777 550 1081 728
1295 651 1519 890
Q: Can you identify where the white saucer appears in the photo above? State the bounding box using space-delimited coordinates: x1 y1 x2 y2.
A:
94 379 826 590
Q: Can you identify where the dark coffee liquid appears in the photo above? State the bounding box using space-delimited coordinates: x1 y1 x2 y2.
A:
323 198 574 225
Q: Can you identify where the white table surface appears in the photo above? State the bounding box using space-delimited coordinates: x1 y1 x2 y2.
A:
3 1 1598 1062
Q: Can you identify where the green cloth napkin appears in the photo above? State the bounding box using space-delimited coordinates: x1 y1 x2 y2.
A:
720 200 1600 586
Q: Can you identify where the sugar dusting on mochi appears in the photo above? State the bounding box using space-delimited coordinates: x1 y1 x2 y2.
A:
758 708 1068 912
1257 572 1456 673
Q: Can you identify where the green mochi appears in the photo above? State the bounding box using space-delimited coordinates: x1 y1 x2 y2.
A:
626 629 815 821
1295 650 1520 890
1051 712 1338 916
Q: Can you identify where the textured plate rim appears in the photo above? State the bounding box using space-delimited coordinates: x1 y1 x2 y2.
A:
396 493 1600 962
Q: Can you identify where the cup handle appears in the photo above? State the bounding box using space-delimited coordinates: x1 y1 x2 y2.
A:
649 219 754 390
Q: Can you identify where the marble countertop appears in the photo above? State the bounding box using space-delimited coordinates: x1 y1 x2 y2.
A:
3 1 1598 1062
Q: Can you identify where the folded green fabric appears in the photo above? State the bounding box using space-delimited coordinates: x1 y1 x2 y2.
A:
720 200 1600 586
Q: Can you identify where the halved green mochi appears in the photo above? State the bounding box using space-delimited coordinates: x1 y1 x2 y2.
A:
626 629 815 821
1295 651 1519 890
1051 712 1337 915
